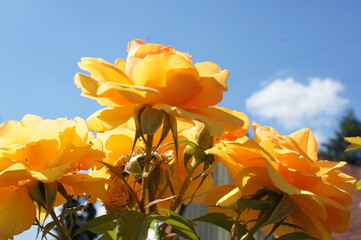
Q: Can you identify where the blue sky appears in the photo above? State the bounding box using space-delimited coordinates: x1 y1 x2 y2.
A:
0 1 360 239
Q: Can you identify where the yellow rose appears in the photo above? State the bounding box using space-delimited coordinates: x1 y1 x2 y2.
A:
0 115 109 239
75 39 243 136
204 122 356 240
92 122 215 212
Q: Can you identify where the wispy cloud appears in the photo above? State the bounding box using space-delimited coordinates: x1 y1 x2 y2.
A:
246 77 348 129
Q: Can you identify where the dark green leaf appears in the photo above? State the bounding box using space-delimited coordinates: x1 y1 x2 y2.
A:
138 218 160 240
262 194 295 226
99 229 117 240
116 211 160 240
237 198 270 213
117 211 146 240
152 211 199 240
275 232 318 240
163 209 194 229
74 214 119 236
41 221 56 240
193 212 234 231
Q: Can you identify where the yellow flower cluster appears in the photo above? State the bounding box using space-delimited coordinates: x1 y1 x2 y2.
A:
0 115 108 239
0 39 356 240
205 123 356 239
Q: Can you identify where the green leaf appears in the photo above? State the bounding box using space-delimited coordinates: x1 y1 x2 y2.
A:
262 194 295 226
40 221 56 240
99 229 117 240
74 214 119 236
117 211 146 240
152 211 199 240
140 219 160 240
344 136 361 151
164 209 195 229
116 211 160 240
193 212 234 231
275 232 318 240
237 198 270 213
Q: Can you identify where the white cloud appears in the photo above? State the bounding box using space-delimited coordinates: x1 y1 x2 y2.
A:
312 130 328 145
246 77 349 129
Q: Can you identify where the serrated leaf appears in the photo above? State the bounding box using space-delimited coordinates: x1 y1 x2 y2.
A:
275 232 317 240
344 137 361 151
74 214 119 236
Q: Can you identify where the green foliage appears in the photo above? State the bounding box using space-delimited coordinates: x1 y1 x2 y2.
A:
193 212 235 231
153 210 200 240
274 232 317 240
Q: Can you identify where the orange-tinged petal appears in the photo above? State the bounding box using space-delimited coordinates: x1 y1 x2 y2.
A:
0 163 32 187
194 62 228 89
29 161 72 183
78 57 132 85
74 73 133 107
96 81 162 104
131 54 202 105
59 174 112 203
86 107 135 133
153 104 223 136
0 186 36 239
289 128 318 161
57 142 105 172
126 39 178 76
0 114 42 147
115 58 126 72
97 127 134 160
180 62 228 107
203 184 239 217
216 186 242 207
214 108 250 141
235 167 278 196
194 107 245 133
26 140 61 171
